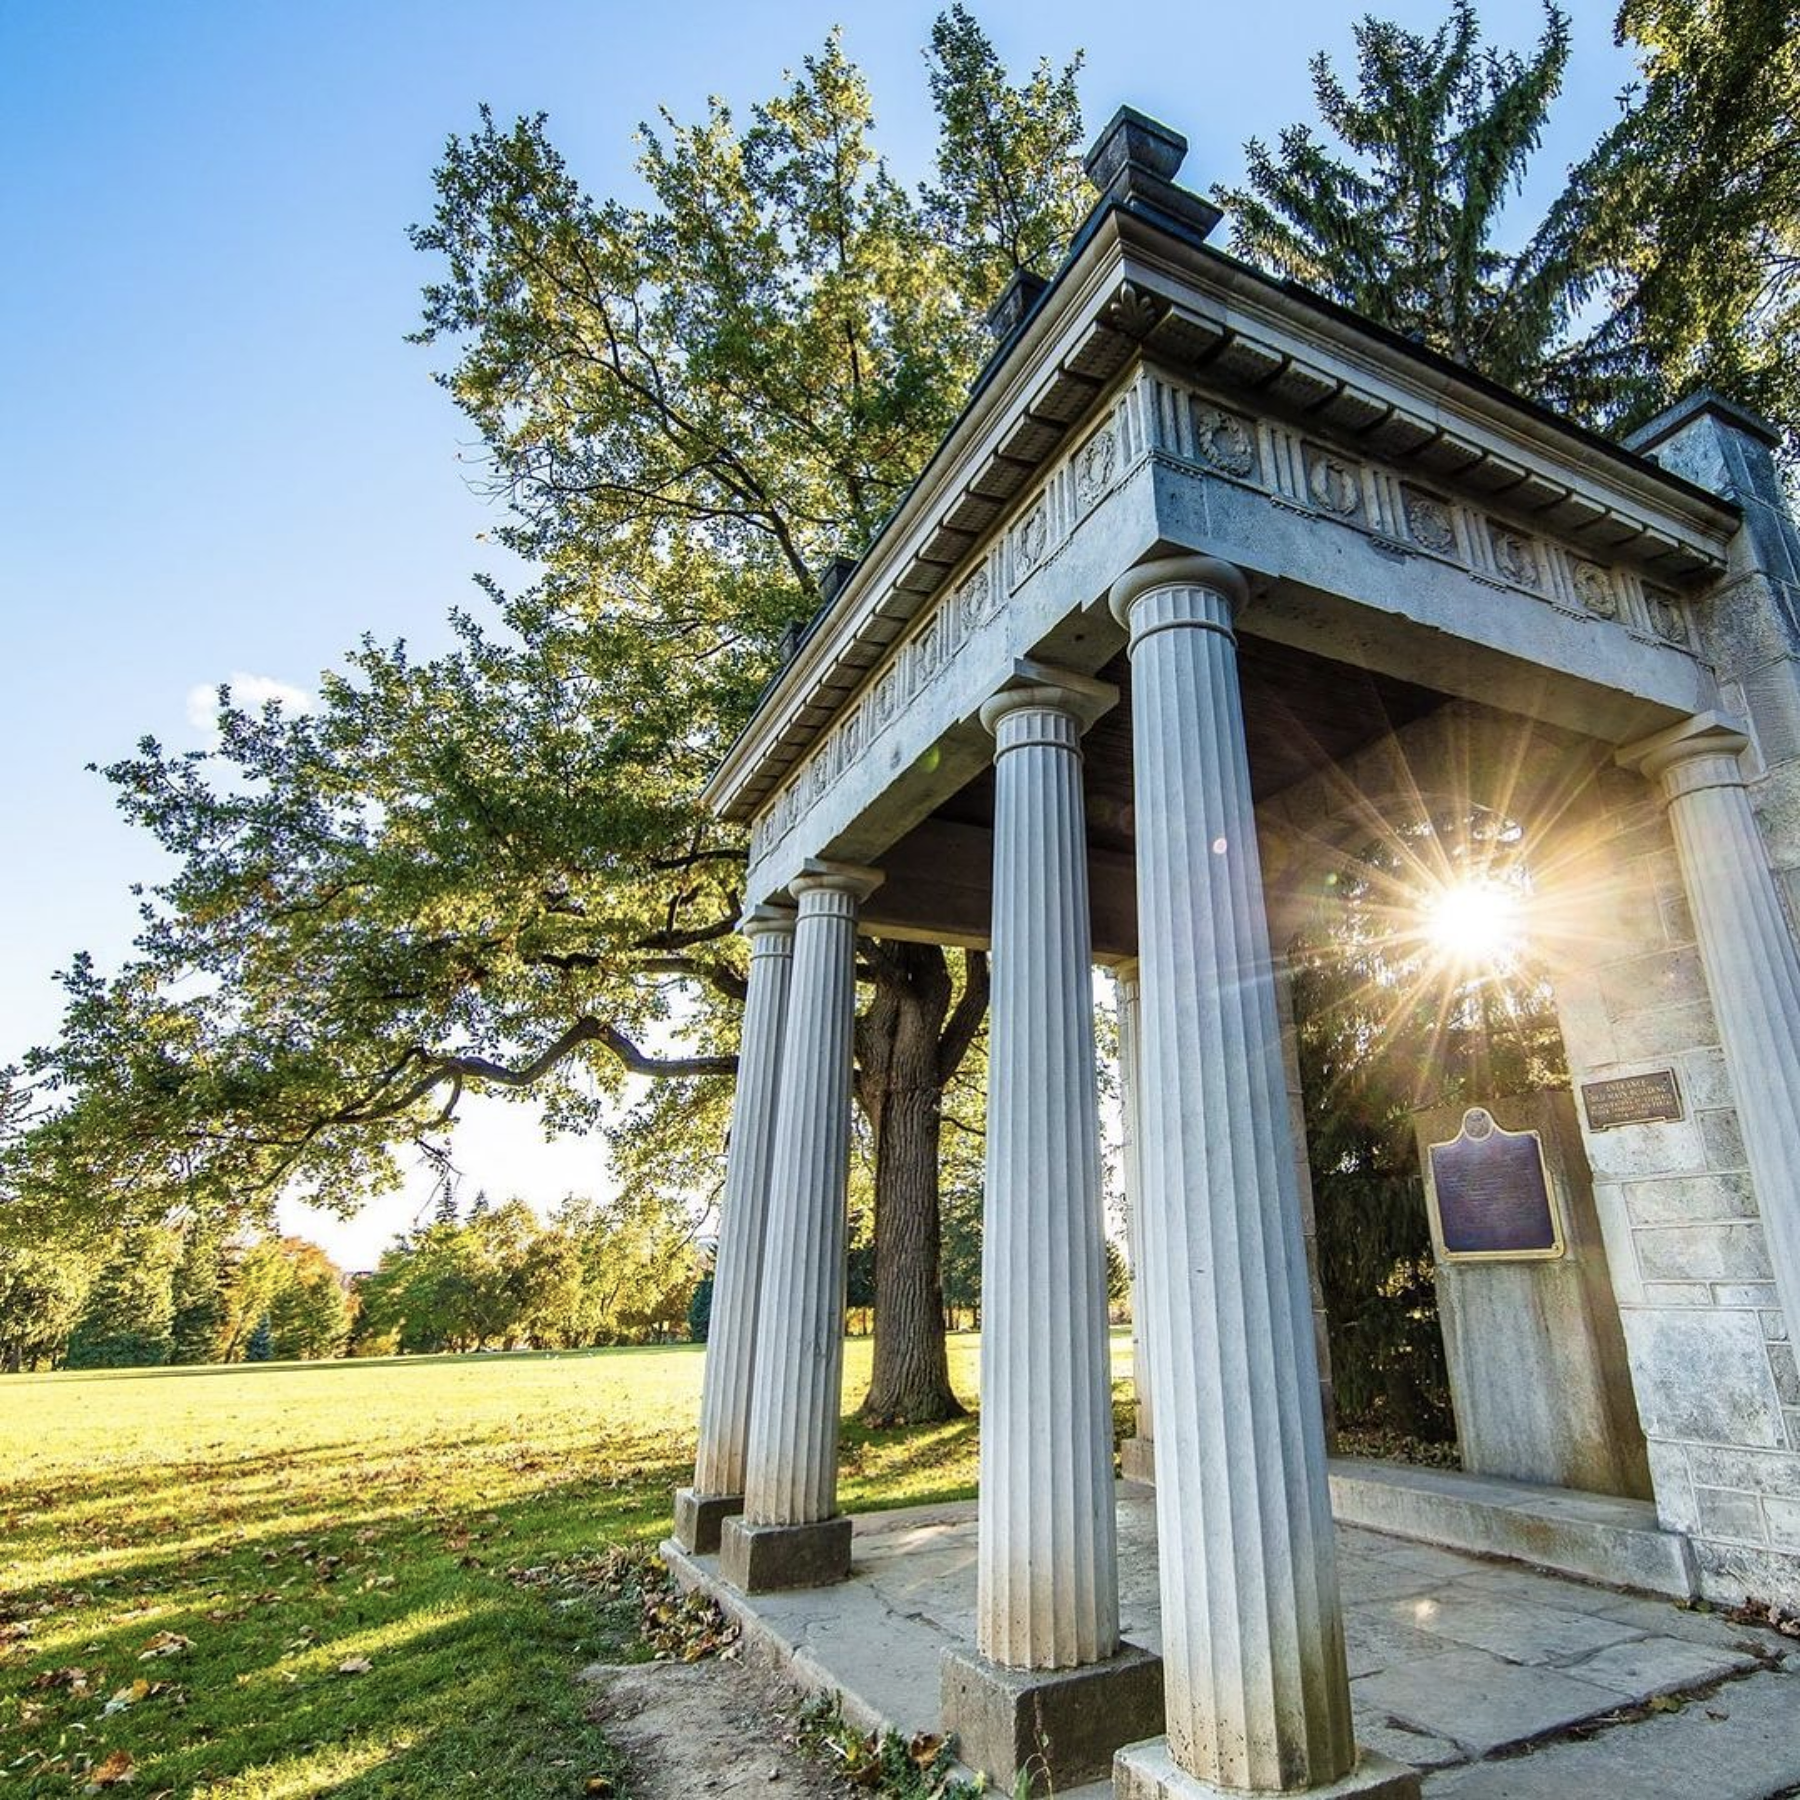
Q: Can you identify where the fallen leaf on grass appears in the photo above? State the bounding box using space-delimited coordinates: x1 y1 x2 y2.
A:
30 1667 93 1694
336 1657 373 1676
584 1779 614 1796
86 1749 135 1787
102 1681 151 1716
136 1632 191 1660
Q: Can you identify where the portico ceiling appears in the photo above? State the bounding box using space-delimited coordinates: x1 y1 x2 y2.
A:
859 635 1448 956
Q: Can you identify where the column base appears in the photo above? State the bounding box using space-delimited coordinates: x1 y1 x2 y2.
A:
718 1513 851 1593
1120 1435 1157 1485
1115 1739 1420 1800
941 1641 1164 1794
671 1487 742 1555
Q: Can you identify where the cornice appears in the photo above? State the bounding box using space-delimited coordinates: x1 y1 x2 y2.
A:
705 201 1739 826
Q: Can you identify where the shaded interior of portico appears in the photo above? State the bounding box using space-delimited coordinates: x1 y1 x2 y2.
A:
858 626 1448 960
836 604 1669 1511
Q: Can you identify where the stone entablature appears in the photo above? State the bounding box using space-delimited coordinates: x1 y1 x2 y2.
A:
1136 368 1704 649
740 324 1730 905
707 211 1737 851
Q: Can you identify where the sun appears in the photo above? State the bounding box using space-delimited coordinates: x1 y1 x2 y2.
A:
1421 876 1525 971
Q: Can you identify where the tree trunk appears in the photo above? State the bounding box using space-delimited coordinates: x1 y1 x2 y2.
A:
853 941 988 1426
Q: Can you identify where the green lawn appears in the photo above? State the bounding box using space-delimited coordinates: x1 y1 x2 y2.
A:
3 1334 1119 1797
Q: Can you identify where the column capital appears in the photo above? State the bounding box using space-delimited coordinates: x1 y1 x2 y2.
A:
739 903 798 946
787 858 884 904
1111 957 1141 988
1617 711 1752 801
1109 554 1248 641
979 658 1118 737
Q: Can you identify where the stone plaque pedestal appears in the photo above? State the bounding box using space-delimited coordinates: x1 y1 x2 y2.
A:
717 1513 851 1592
941 1641 1164 1794
1415 1092 1650 1499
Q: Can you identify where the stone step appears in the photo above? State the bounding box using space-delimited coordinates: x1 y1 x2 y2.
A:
1328 1457 1698 1599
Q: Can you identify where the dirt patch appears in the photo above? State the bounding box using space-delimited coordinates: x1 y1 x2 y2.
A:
581 1657 845 1798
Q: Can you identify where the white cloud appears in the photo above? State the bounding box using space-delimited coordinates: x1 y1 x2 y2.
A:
186 671 316 734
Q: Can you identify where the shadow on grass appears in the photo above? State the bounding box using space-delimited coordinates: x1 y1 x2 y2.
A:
3 1457 693 1798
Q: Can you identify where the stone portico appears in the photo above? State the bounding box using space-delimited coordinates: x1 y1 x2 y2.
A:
671 105 1800 1798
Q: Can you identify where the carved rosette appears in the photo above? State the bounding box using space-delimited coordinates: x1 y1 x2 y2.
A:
1489 524 1539 589
1646 588 1690 644
1191 404 1257 478
1402 487 1456 553
1075 427 1117 508
1572 560 1618 618
1305 449 1361 516
1015 505 1049 578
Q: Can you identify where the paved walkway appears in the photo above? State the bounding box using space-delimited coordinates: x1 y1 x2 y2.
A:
667 1483 1800 1797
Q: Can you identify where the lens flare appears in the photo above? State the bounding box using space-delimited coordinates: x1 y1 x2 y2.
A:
1422 877 1524 970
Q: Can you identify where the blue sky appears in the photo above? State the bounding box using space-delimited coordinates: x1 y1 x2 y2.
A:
0 1 1633 1259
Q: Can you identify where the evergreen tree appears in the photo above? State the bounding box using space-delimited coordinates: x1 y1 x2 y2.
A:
1576 0 1800 442
686 1268 714 1344
169 1226 228 1365
244 1314 274 1362
0 1239 96 1371
64 1230 177 1369
1215 3 1598 406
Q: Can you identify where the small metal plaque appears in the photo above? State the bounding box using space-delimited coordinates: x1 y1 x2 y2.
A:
1580 1069 1684 1131
1427 1108 1563 1261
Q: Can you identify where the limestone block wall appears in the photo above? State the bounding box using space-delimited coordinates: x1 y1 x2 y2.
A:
1551 761 1800 1604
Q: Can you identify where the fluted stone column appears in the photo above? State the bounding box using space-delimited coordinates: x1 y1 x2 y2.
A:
674 905 796 1553
1109 558 1416 1800
719 863 880 1594
1621 715 1800 1347
942 669 1164 1795
1117 959 1157 1483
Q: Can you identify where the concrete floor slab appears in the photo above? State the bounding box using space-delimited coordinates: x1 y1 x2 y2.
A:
1350 1646 1621 1755
1420 1669 1800 1798
1371 1591 1647 1665
1564 1633 1760 1696
663 1478 1800 1794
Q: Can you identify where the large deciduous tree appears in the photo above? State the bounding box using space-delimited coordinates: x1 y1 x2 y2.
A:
6 14 1085 1426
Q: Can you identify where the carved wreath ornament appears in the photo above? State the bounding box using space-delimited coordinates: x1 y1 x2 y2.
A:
1076 429 1117 507
959 567 992 631
1489 526 1539 589
1402 488 1456 553
1572 560 1618 618
1016 506 1049 575
1646 589 1689 644
1192 406 1256 477
1306 452 1361 516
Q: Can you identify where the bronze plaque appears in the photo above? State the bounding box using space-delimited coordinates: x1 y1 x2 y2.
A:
1427 1108 1563 1261
1581 1069 1684 1131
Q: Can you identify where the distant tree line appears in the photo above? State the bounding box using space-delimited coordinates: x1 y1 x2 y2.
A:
0 1187 706 1371
0 1227 352 1372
